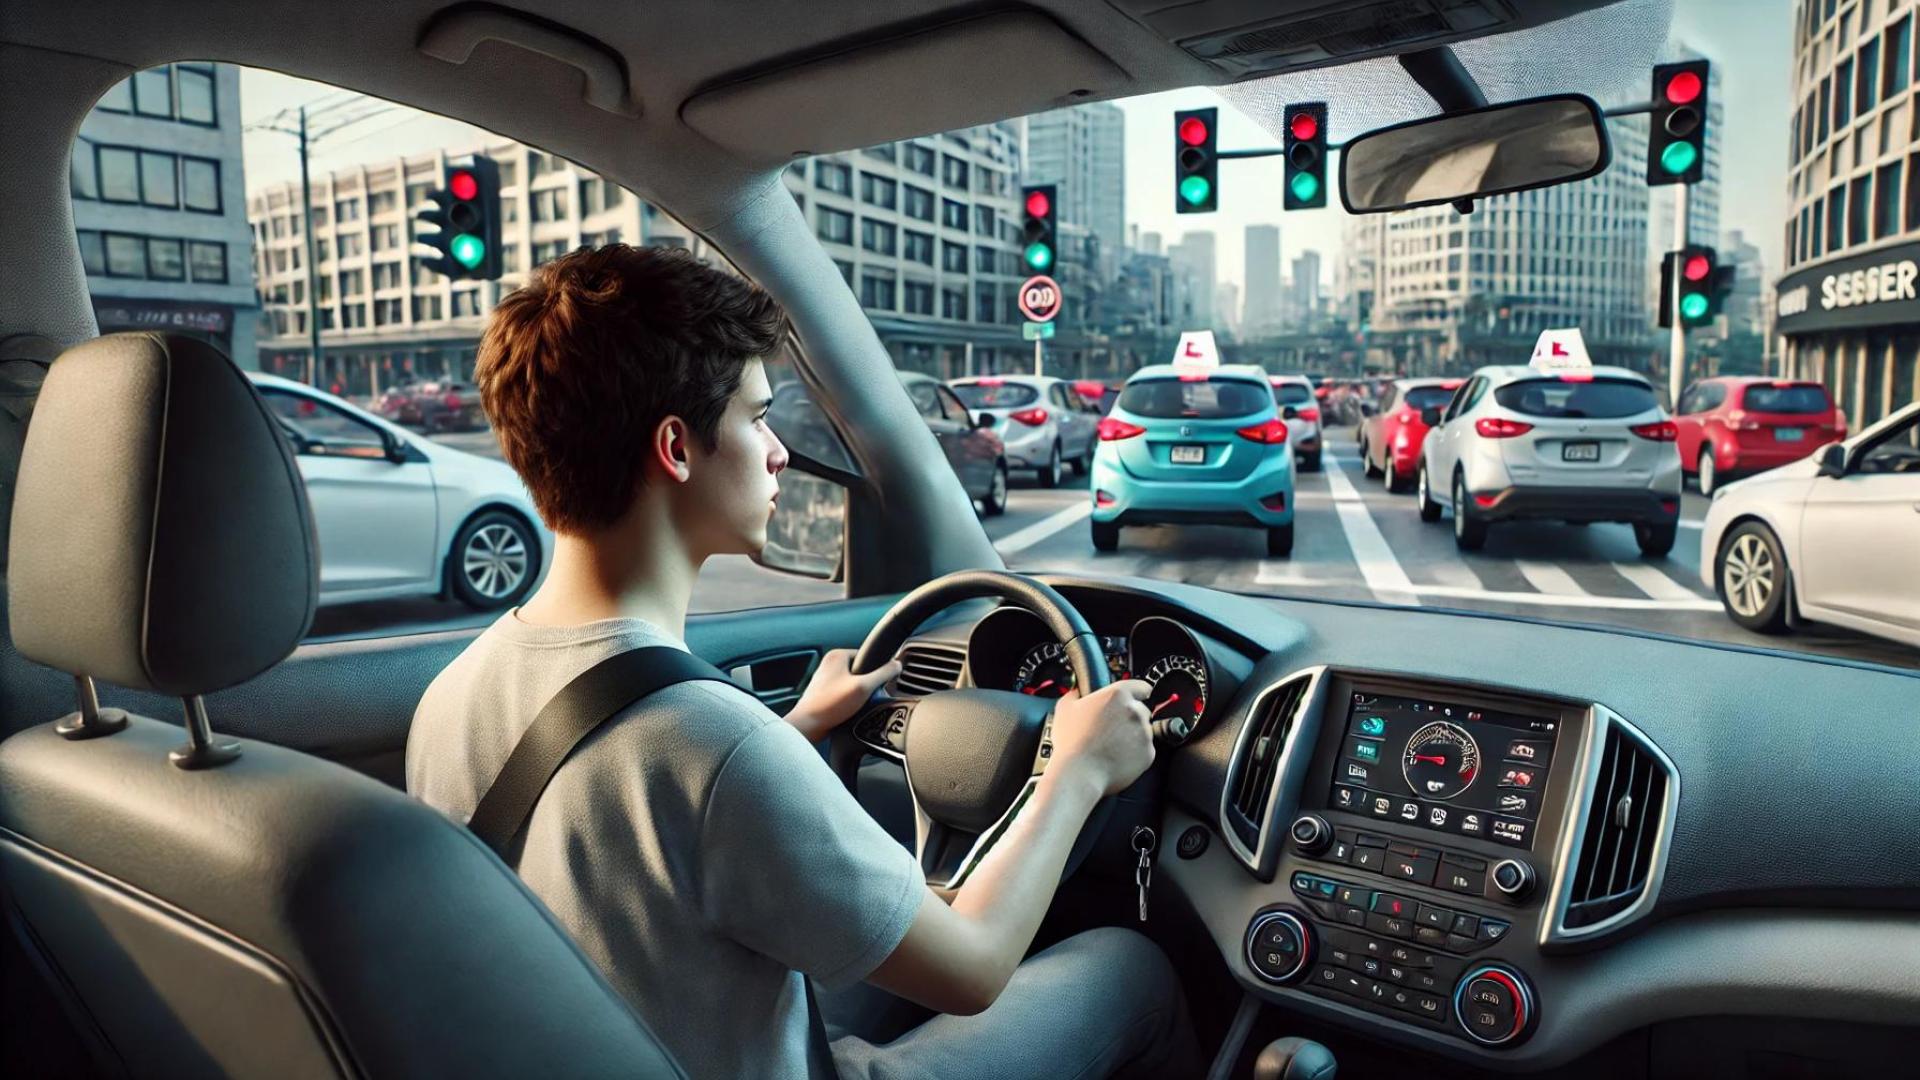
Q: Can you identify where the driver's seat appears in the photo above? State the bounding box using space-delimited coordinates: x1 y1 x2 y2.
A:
0 333 684 1078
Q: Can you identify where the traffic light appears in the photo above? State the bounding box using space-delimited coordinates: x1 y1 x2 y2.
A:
415 156 502 280
1648 60 1709 185
1658 245 1718 328
1283 102 1328 210
1020 184 1057 273
1174 108 1218 213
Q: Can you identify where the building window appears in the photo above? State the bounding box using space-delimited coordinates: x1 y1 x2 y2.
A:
1828 185 1846 249
577 177 624 215
452 291 481 317
903 185 934 221
338 233 364 258
1876 161 1902 239
975 283 996 323
411 295 443 322
904 281 934 315
816 161 852 195
1809 200 1824 259
942 155 969 189
860 173 897 210
817 207 854 244
96 146 138 202
342 304 368 329
70 145 98 200
77 231 105 275
865 142 897 162
907 144 936 176
1907 153 1920 233
942 198 967 230
974 205 996 237
133 67 172 118
372 262 402 290
1858 39 1881 115
861 219 896 256
176 64 216 125
374 299 403 326
316 239 332 263
904 230 934 265
139 151 178 208
860 272 896 310
1850 174 1872 245
1836 61 1854 129
1888 18 1913 98
96 78 133 113
335 198 361 223
975 245 999 276
341 268 366 296
533 240 569 265
1819 76 1832 143
104 233 145 277
371 224 400 252
532 188 570 222
942 287 966 320
316 276 332 303
146 238 184 281
833 259 854 286
942 241 967 273
582 228 622 248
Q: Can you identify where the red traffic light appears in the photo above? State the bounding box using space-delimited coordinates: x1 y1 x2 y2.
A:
449 170 479 201
1682 253 1711 281
1663 70 1702 106
1178 116 1209 146
1025 190 1051 218
1289 112 1319 141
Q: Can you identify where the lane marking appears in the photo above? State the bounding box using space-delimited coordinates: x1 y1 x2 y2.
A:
1514 559 1584 596
995 501 1092 555
1609 560 1706 601
1320 449 1418 606
1242 575 1722 612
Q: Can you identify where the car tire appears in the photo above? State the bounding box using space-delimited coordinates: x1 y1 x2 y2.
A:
1696 449 1718 496
1452 472 1487 551
1069 448 1089 477
449 510 540 611
1266 524 1294 558
982 461 1009 516
1417 462 1443 522
1717 521 1793 633
1361 440 1383 479
1385 461 1412 494
1300 451 1322 473
1039 443 1063 488
1091 519 1120 552
1634 519 1678 558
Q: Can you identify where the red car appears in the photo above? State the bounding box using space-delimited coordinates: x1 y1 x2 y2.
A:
1674 377 1846 495
1358 377 1463 492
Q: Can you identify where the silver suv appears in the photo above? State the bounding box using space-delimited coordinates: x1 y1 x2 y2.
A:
1415 364 1683 555
948 375 1100 487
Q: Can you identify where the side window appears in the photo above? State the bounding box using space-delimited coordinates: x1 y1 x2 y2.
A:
906 381 943 420
1702 384 1728 411
936 386 972 425
262 390 390 459
1380 386 1399 413
1677 385 1702 415
1462 378 1491 414
1443 378 1477 421
1048 384 1069 410
1855 413 1920 474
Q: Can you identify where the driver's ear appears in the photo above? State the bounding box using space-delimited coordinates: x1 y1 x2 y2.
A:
652 415 694 484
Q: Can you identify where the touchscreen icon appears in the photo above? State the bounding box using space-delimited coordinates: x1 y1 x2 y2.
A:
1428 806 1448 827
1359 716 1386 736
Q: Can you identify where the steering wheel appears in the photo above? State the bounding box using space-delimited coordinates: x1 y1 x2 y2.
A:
829 570 1115 890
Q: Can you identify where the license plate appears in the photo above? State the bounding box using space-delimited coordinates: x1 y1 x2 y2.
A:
1171 444 1206 464
1562 441 1600 462
1775 427 1804 442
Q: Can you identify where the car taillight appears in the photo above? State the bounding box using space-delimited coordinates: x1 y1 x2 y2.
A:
1097 417 1145 441
443 393 462 408
1474 417 1534 438
1724 409 1759 431
1095 490 1117 507
1630 420 1679 441
1009 407 1049 426
1236 418 1290 444
1296 407 1321 422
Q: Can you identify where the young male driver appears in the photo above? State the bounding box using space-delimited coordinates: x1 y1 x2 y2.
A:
408 245 1199 1079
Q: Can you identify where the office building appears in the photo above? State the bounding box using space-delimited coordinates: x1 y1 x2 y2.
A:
1290 250 1323 326
1244 224 1283 336
71 62 257 365
1168 231 1217 331
1774 0 1920 428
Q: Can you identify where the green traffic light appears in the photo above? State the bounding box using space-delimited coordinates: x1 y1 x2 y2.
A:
1178 175 1212 206
1289 172 1321 203
1024 242 1053 271
451 233 486 269
1679 292 1709 320
1660 140 1699 175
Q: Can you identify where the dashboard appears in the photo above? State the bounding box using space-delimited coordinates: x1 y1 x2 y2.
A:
875 574 1920 1076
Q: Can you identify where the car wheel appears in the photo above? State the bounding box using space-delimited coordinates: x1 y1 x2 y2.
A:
1361 439 1382 479
1069 446 1089 477
982 460 1009 516
1718 522 1792 633
1451 472 1487 551
1039 443 1062 488
1385 460 1412 494
1697 449 1718 496
1300 451 1322 473
1634 519 1678 557
1417 462 1443 522
450 510 539 611
1091 519 1120 552
1265 524 1294 558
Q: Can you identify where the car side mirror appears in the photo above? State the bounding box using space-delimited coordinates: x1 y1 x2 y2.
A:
1282 405 1300 420
384 434 410 464
1816 441 1849 478
1360 402 1378 417
1421 406 1444 427
755 468 846 581
973 411 995 429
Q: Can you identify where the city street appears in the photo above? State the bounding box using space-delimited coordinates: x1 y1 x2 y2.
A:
310 423 1918 672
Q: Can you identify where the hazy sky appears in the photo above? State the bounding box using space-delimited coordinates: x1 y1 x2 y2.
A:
243 0 1793 294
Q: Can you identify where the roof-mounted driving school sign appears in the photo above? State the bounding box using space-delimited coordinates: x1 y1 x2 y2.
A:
1528 328 1593 375
1170 330 1221 368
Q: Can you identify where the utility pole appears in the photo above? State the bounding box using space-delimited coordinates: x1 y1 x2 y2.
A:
1668 183 1689 410
298 106 323 387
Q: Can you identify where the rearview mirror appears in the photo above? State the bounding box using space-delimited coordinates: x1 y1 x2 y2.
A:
1341 94 1610 214
1420 406 1444 428
1816 441 1849 478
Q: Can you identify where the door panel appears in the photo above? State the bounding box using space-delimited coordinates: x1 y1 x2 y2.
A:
1799 417 1920 630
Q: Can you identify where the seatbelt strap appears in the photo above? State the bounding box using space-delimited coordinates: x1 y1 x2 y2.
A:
467 644 840 1078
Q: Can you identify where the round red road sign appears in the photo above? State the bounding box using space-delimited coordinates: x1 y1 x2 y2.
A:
1018 275 1062 322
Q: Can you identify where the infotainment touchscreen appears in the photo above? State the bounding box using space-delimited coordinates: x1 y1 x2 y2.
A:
1327 691 1558 849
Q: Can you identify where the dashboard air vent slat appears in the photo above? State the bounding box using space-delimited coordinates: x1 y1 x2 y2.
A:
1565 724 1667 929
892 643 967 697
1226 675 1310 851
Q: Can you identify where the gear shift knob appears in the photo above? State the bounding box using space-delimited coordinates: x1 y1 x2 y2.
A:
1252 1037 1336 1080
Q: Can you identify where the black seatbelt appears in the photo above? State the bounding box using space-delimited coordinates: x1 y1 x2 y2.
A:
467 645 840 1078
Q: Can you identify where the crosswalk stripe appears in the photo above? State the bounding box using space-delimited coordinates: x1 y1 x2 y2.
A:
994 501 1091 555
1322 450 1419 606
1513 559 1584 596
1610 560 1705 601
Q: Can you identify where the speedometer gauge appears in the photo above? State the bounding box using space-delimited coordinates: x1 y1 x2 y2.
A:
1013 643 1074 698
1401 721 1480 800
1143 654 1209 733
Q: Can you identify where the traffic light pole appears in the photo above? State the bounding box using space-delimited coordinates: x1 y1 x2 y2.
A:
298 106 324 387
1668 182 1689 410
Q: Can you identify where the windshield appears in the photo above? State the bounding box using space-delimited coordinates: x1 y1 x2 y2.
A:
1403 386 1457 410
952 383 1039 408
1741 384 1831 414
1272 383 1315 405
1120 378 1271 419
1493 378 1660 419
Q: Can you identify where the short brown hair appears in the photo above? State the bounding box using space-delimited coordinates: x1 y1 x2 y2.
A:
477 245 789 533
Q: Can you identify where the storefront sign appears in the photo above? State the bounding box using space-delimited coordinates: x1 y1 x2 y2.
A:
1775 241 1920 335
91 297 232 335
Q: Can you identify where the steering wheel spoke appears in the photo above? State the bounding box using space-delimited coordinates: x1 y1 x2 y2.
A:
914 777 1040 890
850 696 913 762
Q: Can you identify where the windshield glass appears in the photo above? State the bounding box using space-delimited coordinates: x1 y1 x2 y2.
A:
1493 378 1660 419
1403 386 1457 410
1120 378 1271 419
1272 383 1314 404
952 382 1039 408
1741 384 1831 413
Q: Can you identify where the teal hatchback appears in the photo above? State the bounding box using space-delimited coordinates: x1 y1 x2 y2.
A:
1090 364 1296 556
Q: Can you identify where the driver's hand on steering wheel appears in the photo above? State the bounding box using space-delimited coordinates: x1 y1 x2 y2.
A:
1049 680 1155 797
786 649 903 743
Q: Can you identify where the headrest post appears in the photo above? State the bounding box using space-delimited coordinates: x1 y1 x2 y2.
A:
169 696 241 770
54 675 129 740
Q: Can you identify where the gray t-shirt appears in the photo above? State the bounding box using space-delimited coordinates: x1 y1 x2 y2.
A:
407 612 923 1079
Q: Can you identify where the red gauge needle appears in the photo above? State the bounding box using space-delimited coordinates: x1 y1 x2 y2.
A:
1413 754 1447 765
1023 679 1055 696
1151 694 1181 717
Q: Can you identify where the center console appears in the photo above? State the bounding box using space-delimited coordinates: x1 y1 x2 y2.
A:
1217 668 1673 1053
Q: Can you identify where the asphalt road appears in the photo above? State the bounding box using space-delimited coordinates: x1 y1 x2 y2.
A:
309 424 1919 673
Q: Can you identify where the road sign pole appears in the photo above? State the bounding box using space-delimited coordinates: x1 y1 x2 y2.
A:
1033 336 1043 377
1668 183 1689 409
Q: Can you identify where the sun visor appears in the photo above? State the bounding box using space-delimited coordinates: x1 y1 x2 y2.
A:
681 11 1127 162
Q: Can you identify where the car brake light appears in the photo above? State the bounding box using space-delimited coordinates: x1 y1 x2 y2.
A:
1630 420 1678 441
1473 493 1500 509
1236 418 1290 444
1097 417 1145 441
1095 490 1117 507
1009 407 1049 426
1177 372 1210 382
1296 407 1321 422
1259 492 1287 511
1474 417 1534 438
1724 409 1759 431
1556 372 1594 382
443 393 462 408
976 377 1004 386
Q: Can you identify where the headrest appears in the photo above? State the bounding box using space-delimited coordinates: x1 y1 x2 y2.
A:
8 333 317 696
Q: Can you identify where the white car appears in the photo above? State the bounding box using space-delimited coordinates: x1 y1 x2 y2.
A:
947 375 1099 487
1267 375 1324 471
1700 402 1920 647
250 373 549 611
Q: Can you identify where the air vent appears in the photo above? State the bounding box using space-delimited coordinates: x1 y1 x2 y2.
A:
892 643 967 697
1564 723 1670 929
1225 675 1311 851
